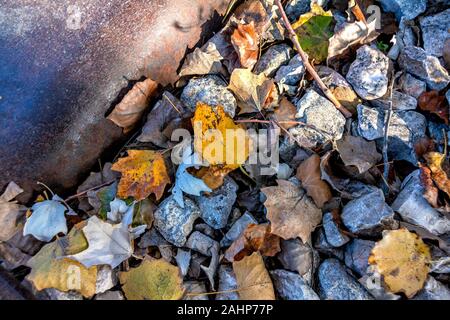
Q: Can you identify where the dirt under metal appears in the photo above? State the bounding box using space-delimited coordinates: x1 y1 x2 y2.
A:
0 0 229 299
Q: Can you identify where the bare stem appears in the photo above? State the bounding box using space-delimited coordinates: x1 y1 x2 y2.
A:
274 0 352 118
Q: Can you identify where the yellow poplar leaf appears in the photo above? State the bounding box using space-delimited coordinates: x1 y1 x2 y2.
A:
112 150 170 201
119 259 185 300
369 229 431 298
107 78 158 133
192 103 252 188
233 252 275 300
26 227 97 298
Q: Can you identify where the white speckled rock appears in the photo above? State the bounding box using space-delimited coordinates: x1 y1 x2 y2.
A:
420 9 450 58
154 195 200 247
378 0 427 20
271 270 320 300
289 89 346 148
275 54 306 86
254 44 293 77
95 265 118 294
392 170 450 235
371 91 417 111
399 73 426 99
346 45 389 100
399 46 450 91
181 75 237 117
414 277 450 300
95 291 125 300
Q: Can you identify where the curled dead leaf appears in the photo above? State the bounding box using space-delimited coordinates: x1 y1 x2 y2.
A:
418 91 449 124
336 135 382 174
231 21 259 69
424 152 450 199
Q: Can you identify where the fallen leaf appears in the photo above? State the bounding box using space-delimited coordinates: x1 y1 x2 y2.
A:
336 135 382 174
231 21 259 69
107 78 159 133
179 42 226 77
192 103 252 188
0 182 26 242
271 98 297 130
369 229 431 298
23 195 68 242
138 92 192 147
328 20 379 62
229 68 278 114
262 180 322 243
296 155 332 209
67 207 136 268
112 150 170 201
172 147 212 208
90 182 118 219
133 198 156 228
418 91 449 124
225 223 281 262
414 136 435 159
419 166 439 208
119 259 185 300
292 3 334 63
26 227 97 298
233 252 275 300
424 152 450 199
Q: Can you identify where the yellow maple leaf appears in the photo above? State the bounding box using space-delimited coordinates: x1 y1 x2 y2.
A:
26 226 97 298
119 259 185 300
369 229 431 298
192 103 252 189
112 150 170 201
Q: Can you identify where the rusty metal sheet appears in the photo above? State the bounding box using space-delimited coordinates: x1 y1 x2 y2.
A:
0 0 228 200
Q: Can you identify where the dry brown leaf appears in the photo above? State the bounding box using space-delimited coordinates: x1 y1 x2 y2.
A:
296 155 332 209
225 223 281 262
418 91 449 124
419 166 439 208
271 98 297 130
0 182 26 242
369 229 431 298
112 150 170 201
179 42 225 77
107 78 158 133
228 68 278 114
231 21 259 69
232 252 275 300
336 135 382 174
424 152 450 199
262 180 322 243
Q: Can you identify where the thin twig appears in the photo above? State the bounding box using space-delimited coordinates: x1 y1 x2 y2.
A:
64 180 116 202
274 0 352 118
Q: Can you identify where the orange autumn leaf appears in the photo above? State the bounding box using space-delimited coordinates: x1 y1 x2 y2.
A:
424 152 450 199
112 150 170 201
297 154 333 208
225 223 281 262
231 21 259 69
192 103 252 189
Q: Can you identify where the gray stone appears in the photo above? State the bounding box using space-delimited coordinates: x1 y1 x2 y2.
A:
342 189 398 237
183 281 209 300
216 265 239 300
196 176 238 230
271 270 320 300
289 89 346 148
220 212 257 247
95 291 125 300
175 249 191 277
356 105 427 164
314 228 345 261
275 55 306 86
318 259 373 300
323 212 350 248
399 74 426 99
344 239 375 277
399 46 450 91
95 265 118 294
414 277 450 300
392 170 450 235
154 195 200 247
285 0 311 21
278 238 319 285
254 44 294 77
428 121 449 150
195 223 216 238
44 289 83 301
431 257 450 274
378 0 427 20
181 75 237 117
186 231 219 257
359 266 401 300
420 9 450 58
371 91 417 111
346 45 389 100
